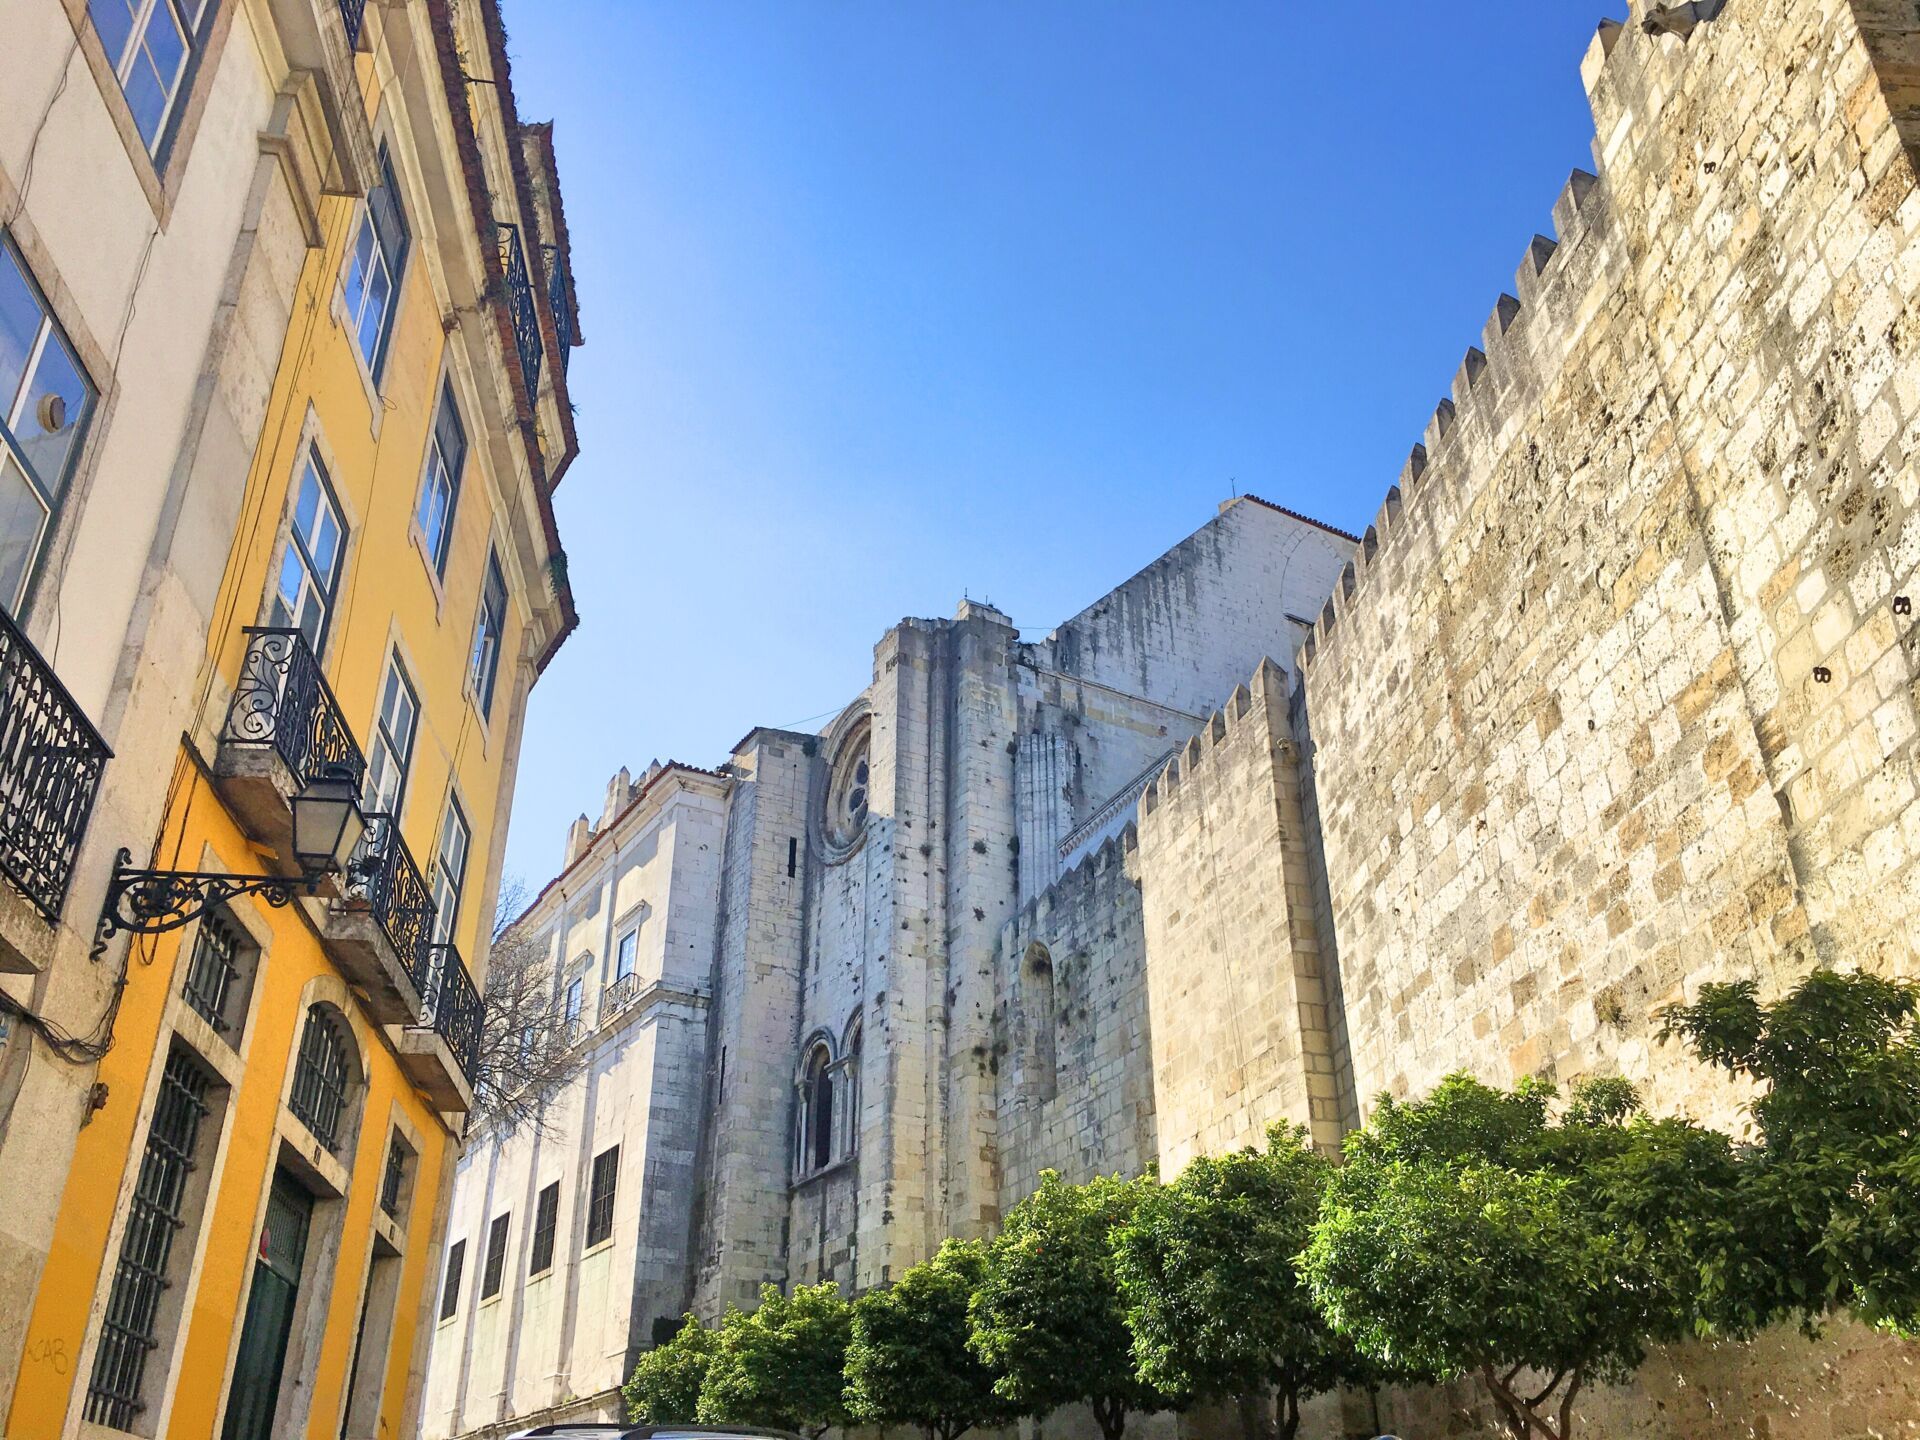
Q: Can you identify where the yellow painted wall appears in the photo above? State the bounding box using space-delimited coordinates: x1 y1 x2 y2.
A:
11 47 538 1440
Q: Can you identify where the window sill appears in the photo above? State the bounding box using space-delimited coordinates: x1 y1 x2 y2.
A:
332 280 387 441
791 1154 857 1191
581 1237 614 1260
408 522 448 618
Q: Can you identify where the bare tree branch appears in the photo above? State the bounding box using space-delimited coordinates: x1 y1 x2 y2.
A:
466 876 586 1139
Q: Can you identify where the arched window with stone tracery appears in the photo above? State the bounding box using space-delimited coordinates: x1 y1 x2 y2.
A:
797 1039 835 1175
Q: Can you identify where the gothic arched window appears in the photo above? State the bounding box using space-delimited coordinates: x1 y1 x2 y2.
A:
800 1041 835 1173
290 1004 355 1151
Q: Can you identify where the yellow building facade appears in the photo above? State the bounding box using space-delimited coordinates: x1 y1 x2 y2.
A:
7 2 580 1437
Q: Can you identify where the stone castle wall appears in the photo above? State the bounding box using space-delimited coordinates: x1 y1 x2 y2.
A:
1134 658 1345 1172
1301 0 1920 1127
993 830 1156 1209
1282 0 1920 1432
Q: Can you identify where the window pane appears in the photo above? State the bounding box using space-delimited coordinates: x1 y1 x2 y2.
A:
343 217 376 330
0 452 49 614
0 249 45 414
416 461 450 567
355 255 391 367
616 931 636 981
14 330 91 494
128 6 190 150
87 0 139 71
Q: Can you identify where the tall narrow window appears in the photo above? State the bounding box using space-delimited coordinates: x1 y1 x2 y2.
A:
429 798 470 944
528 1182 560 1276
85 0 214 155
800 1043 834 1173
415 379 466 575
1023 943 1058 1104
181 910 249 1035
585 1146 619 1247
85 1047 215 1428
268 452 345 654
563 976 584 1036
479 1213 510 1300
289 1005 352 1152
380 1135 410 1219
342 146 410 380
468 550 508 718
438 1240 465 1321
0 237 96 613
614 928 637 983
843 1022 862 1158
363 657 419 818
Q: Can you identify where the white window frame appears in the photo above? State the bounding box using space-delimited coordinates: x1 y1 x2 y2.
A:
341 143 410 382
414 377 466 577
363 655 419 819
86 0 214 157
468 547 509 719
429 796 471 945
268 448 346 654
0 234 96 615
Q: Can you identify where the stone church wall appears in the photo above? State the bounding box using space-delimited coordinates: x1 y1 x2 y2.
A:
1135 658 1345 1172
993 830 1156 1210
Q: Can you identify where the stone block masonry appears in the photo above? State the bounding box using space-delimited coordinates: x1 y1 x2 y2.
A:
1136 658 1345 1171
1301 0 1920 1126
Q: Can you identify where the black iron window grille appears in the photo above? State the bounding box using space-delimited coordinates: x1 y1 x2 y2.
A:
0 602 110 922
439 1239 465 1321
380 1136 407 1219
337 0 366 47
344 814 436 988
181 910 245 1033
585 1145 619 1248
541 243 576 374
85 1048 213 1429
418 942 483 1085
496 223 542 398
528 1181 560 1276
480 1212 510 1299
601 970 641 1022
222 627 367 795
289 1005 351 1150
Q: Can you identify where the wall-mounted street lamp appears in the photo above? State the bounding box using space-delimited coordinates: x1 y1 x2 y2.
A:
93 766 368 958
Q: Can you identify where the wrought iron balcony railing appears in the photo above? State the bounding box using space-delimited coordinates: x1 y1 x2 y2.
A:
496 223 543 399
338 0 366 48
419 942 482 1085
344 814 436 989
543 243 576 375
222 628 367 795
0 604 111 922
601 971 640 1023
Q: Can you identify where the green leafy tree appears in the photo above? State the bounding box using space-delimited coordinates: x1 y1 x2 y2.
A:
1301 1074 1738 1440
846 1238 1021 1440
699 1282 853 1438
970 1171 1173 1440
624 1313 716 1424
1660 969 1920 1336
1112 1127 1371 1440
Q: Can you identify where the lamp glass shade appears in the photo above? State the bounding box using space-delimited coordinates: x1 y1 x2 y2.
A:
292 769 367 874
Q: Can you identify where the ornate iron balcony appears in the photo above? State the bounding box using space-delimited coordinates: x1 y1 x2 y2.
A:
344 814 436 991
496 223 543 399
222 628 367 795
0 604 111 922
419 942 482 1085
543 243 576 375
602 971 640 1022
338 0 366 48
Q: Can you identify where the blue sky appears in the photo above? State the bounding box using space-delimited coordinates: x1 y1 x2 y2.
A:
498 2 1615 887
